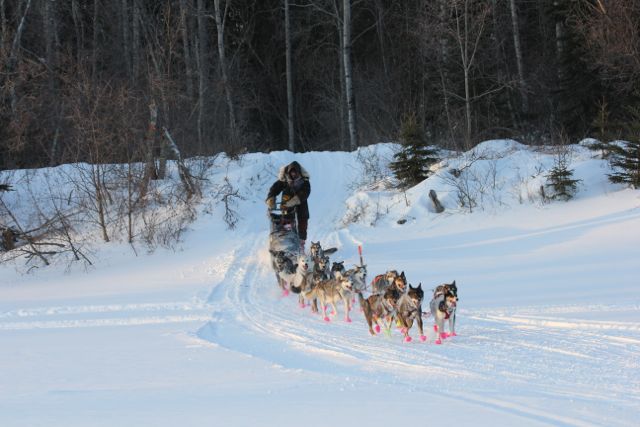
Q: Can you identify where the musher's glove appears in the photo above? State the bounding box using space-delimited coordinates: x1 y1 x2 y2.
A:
266 197 276 209
284 195 301 208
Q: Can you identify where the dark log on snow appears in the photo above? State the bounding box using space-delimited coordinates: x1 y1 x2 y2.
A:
429 190 445 213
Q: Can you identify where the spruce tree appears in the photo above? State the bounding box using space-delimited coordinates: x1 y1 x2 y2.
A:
389 114 439 189
608 105 640 189
545 153 580 201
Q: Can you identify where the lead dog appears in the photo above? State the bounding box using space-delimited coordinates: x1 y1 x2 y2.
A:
396 283 426 342
433 280 458 300
429 283 458 344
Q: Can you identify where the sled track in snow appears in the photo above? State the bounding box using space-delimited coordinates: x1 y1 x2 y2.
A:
201 232 640 426
0 301 213 330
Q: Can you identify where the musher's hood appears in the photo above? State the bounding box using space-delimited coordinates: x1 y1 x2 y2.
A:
278 161 310 181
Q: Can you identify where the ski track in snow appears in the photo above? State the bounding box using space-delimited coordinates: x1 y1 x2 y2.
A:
198 229 640 427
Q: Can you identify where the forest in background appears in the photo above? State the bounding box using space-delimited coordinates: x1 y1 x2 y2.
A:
1 0 639 170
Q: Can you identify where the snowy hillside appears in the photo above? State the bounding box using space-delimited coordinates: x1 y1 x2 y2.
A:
1 140 639 426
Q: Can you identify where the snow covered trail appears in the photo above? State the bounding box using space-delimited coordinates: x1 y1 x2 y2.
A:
0 300 213 330
197 227 640 427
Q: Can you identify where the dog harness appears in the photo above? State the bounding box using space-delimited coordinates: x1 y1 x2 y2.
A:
371 274 384 287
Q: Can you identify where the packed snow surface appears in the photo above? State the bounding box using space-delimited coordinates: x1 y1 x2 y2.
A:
1 141 639 426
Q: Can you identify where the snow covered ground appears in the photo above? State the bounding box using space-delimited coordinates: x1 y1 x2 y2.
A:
1 141 639 426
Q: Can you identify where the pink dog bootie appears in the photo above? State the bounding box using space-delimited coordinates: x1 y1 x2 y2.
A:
419 335 427 342
374 324 381 334
404 336 412 343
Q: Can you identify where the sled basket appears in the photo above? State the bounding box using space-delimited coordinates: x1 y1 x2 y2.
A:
268 205 300 255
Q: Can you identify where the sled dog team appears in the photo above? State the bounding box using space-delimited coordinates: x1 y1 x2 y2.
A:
269 241 458 344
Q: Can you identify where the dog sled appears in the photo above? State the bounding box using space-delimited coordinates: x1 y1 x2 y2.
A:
268 202 303 289
268 204 301 256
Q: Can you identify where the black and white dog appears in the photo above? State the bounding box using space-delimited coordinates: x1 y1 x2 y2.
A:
429 281 458 344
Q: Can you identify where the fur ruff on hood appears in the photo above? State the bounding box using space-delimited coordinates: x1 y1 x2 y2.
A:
277 161 310 181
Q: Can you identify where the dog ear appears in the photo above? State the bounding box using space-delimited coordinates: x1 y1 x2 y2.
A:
417 283 422 289
452 280 456 286
401 271 406 279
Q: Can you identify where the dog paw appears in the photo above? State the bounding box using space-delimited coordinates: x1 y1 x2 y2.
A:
344 317 352 323
404 336 412 343
399 327 407 334
435 339 442 345
374 325 381 333
282 289 290 297
450 332 457 337
323 316 331 322
433 325 438 332
440 332 448 339
419 335 427 342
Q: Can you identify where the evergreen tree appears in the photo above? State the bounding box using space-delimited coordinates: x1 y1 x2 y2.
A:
608 105 640 189
389 114 439 189
545 153 580 201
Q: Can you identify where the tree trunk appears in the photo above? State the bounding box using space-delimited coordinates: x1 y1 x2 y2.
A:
71 0 84 66
213 0 238 149
438 0 455 147
3 0 32 114
132 0 141 82
93 164 110 243
92 0 99 78
553 0 565 82
373 0 388 78
490 0 518 131
141 100 158 197
196 0 208 151
0 0 6 58
121 0 131 77
164 127 198 199
179 0 195 100
343 0 358 151
461 0 472 148
509 0 529 113
284 0 295 152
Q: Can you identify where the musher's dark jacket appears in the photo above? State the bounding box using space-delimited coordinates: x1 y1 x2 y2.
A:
267 161 311 219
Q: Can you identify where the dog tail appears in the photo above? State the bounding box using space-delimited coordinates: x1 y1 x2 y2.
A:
290 283 302 294
324 247 338 255
357 291 375 335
